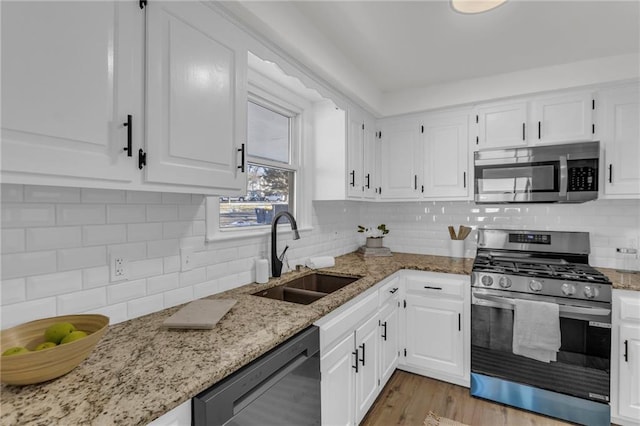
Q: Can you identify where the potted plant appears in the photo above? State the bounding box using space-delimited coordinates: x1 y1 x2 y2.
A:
357 224 389 248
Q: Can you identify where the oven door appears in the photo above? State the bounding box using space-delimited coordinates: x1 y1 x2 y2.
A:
471 288 611 403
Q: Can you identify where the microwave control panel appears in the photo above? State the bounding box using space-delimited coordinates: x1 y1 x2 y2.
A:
568 167 597 192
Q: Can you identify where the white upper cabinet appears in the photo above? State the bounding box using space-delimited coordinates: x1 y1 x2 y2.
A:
420 111 471 199
531 92 594 145
362 121 377 200
378 118 421 199
598 83 640 197
347 113 365 198
145 1 247 192
476 101 528 149
1 1 143 185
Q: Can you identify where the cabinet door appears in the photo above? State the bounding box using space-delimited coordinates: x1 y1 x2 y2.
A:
477 102 528 149
347 117 364 198
619 323 640 421
1 1 142 184
362 122 377 200
355 313 380 424
379 120 420 199
532 92 593 144
405 295 464 377
321 332 356 426
379 298 399 387
601 84 640 196
421 113 470 199
146 2 247 191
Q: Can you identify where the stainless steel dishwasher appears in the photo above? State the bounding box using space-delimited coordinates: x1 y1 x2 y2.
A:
192 326 320 426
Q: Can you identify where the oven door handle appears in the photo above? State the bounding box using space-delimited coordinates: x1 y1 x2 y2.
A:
559 155 568 197
473 292 611 317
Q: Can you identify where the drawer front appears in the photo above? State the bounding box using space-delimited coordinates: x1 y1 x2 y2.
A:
404 273 467 299
618 292 640 322
379 276 401 306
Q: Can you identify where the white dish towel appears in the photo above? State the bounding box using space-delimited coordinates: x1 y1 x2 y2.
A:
512 299 561 363
306 256 335 269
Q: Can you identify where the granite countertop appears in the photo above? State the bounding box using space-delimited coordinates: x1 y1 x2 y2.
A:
1 252 637 425
0 252 472 426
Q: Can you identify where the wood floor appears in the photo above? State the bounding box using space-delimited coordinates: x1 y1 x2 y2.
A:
361 370 573 426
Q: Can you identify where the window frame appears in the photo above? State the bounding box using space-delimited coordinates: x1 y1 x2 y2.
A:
206 72 313 241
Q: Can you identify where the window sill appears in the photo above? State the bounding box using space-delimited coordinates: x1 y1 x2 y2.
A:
205 226 313 243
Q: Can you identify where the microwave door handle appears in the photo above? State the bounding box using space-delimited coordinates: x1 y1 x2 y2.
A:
473 292 611 317
559 155 568 197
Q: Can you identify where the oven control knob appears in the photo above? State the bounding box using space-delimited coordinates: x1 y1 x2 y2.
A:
498 276 512 288
481 275 494 287
584 286 599 299
561 283 576 296
529 280 543 292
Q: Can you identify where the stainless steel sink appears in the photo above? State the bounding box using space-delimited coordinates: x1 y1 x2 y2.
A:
252 273 359 305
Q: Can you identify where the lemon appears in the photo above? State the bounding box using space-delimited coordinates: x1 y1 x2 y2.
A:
60 330 88 344
44 322 76 344
34 341 57 351
2 346 30 356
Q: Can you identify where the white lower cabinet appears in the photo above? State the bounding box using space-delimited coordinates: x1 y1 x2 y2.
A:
147 400 191 426
354 313 380 424
612 289 640 426
321 331 357 426
379 296 400 386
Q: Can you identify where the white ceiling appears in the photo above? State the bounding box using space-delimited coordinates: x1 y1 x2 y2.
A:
291 0 639 93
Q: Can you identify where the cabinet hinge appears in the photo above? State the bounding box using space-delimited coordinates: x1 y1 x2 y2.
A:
592 124 595 134
139 0 147 9
138 149 147 170
476 115 479 124
592 99 595 110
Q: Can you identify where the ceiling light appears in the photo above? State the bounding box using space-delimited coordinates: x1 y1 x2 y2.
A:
451 0 507 14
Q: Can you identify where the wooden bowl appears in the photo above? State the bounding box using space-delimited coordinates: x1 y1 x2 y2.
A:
0 314 109 385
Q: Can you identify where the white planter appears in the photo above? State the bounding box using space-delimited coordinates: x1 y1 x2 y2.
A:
366 237 384 248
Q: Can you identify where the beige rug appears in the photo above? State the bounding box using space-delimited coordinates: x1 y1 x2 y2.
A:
424 411 470 426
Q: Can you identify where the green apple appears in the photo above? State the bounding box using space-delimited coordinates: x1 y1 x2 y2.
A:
2 346 30 356
60 330 88 344
34 341 57 351
44 322 76 344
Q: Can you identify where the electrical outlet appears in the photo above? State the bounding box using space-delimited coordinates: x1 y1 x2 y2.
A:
181 248 195 272
110 255 128 282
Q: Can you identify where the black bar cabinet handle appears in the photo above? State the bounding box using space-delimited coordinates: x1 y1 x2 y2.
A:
609 164 613 183
624 340 628 362
123 114 132 157
522 122 525 141
389 287 398 294
538 121 541 139
237 144 245 172
458 313 461 331
382 322 387 341
414 175 418 190
366 173 371 189
424 286 442 290
463 172 466 188
352 349 359 373
359 343 365 366
350 170 355 187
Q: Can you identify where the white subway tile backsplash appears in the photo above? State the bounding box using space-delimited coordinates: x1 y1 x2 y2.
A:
87 303 128 325
83 266 109 289
27 270 82 299
192 221 206 236
128 258 163 280
26 226 82 251
127 294 164 319
218 274 238 292
25 185 80 203
1 184 23 202
127 223 163 242
163 221 192 239
163 256 181 274
57 204 105 226
58 246 106 271
2 228 24 253
108 242 147 261
1 278 26 305
2 204 56 228
107 279 147 304
2 251 57 280
81 188 126 204
179 204 205 220
147 239 180 258
163 287 194 308
193 279 219 299
179 267 207 287
107 204 146 224
83 225 127 246
126 191 162 204
2 298 57 328
57 288 107 315
147 273 179 295
162 193 191 205
191 194 205 205
146 205 178 222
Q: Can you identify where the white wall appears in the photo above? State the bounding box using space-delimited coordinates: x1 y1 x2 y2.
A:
359 199 640 270
0 184 360 329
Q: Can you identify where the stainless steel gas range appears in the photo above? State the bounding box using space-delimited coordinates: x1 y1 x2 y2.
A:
470 229 612 426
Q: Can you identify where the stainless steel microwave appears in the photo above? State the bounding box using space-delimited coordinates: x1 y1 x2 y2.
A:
474 141 600 203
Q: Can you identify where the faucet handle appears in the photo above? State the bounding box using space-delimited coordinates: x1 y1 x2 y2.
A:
278 245 289 261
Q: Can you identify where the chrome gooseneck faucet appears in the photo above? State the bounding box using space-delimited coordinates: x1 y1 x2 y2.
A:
271 211 300 277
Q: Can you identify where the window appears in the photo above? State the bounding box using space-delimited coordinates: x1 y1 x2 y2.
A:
219 99 298 229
